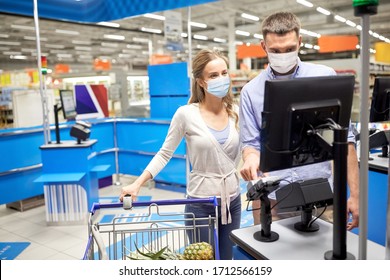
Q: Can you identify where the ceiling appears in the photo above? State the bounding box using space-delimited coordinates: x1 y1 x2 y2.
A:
0 0 389 75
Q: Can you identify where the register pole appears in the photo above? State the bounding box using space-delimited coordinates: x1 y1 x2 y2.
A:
353 0 378 260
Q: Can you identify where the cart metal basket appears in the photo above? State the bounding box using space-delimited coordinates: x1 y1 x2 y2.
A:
83 197 219 260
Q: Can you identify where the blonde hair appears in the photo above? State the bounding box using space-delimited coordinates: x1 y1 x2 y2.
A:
189 49 238 129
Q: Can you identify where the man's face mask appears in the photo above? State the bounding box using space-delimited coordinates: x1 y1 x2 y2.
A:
267 51 298 74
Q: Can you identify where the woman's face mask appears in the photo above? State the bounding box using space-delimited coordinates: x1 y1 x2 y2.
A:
206 75 230 98
267 51 298 74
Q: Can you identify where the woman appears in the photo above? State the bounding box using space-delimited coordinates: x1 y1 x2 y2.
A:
119 49 241 260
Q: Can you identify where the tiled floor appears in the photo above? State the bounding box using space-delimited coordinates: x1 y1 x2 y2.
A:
0 175 189 260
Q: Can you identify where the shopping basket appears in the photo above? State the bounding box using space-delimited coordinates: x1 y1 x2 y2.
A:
83 197 219 260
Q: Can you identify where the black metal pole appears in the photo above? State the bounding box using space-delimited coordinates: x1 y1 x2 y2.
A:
54 104 61 144
324 127 355 259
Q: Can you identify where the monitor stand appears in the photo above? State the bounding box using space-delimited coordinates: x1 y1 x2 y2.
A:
253 193 279 242
294 207 320 232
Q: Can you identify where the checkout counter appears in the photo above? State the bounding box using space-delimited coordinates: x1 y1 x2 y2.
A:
230 138 389 260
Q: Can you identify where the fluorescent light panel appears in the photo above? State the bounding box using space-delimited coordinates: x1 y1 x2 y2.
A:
11 24 35 30
236 30 250 36
104 34 125 40
143 13 165 20
334 15 346 23
55 29 79 35
193 34 208 40
141 27 162 34
190 21 207 28
296 0 313 8
97 21 120 28
241 13 259 21
316 7 331 16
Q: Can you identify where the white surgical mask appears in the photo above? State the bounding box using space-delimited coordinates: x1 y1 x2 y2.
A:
206 75 230 98
267 51 298 74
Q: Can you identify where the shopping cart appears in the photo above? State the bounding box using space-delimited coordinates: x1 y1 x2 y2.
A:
83 197 219 260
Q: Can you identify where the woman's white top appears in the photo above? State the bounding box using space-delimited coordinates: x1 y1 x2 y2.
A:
145 103 240 224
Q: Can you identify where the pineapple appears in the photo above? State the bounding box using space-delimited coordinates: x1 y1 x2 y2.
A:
183 242 214 260
127 244 184 260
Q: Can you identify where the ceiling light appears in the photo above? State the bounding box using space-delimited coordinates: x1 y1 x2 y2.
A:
3 51 22 55
193 34 208 40
45 44 65 49
79 54 93 59
241 13 259 21
75 46 92 51
122 49 137 53
55 29 79 35
190 22 207 28
0 41 21 46
196 44 208 49
253 33 263 39
100 47 116 52
356 25 362 31
72 40 91 45
296 0 313 8
57 53 72 58
140 27 162 34
235 41 244 46
118 53 131 58
126 44 143 49
101 42 119 48
213 38 227 43
11 24 35 30
181 33 188 38
345 20 357 27
133 37 149 43
24 36 47 41
0 34 9 38
104 34 125 40
300 28 321 38
314 45 320 50
97 21 120 28
304 43 313 49
10 55 27 60
50 49 68 54
316 7 331 16
334 15 346 23
143 13 165 20
21 48 36 52
236 30 250 36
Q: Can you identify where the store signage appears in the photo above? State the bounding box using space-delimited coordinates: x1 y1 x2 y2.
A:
164 10 183 51
237 44 267 59
317 35 358 53
93 59 111 71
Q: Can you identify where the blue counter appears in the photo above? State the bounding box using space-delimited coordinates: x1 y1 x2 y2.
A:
0 118 186 206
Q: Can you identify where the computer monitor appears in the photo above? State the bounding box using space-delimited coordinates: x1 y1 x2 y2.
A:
59 89 77 121
369 77 390 123
260 75 355 173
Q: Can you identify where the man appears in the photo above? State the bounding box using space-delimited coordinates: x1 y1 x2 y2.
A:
239 11 359 230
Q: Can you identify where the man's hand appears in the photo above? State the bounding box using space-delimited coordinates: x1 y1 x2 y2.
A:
346 196 359 230
240 148 260 181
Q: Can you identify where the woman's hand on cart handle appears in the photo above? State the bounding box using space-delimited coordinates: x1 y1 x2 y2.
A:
119 170 152 202
119 183 140 202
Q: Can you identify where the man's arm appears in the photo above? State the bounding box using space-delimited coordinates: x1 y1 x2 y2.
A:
240 146 260 181
346 143 359 230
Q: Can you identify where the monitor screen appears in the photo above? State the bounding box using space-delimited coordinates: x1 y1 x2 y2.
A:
59 89 77 120
260 75 355 173
369 77 390 123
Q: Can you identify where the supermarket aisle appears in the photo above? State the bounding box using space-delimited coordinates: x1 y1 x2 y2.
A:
0 175 186 260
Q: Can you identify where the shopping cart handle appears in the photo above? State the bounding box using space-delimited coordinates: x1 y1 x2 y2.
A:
89 197 218 214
